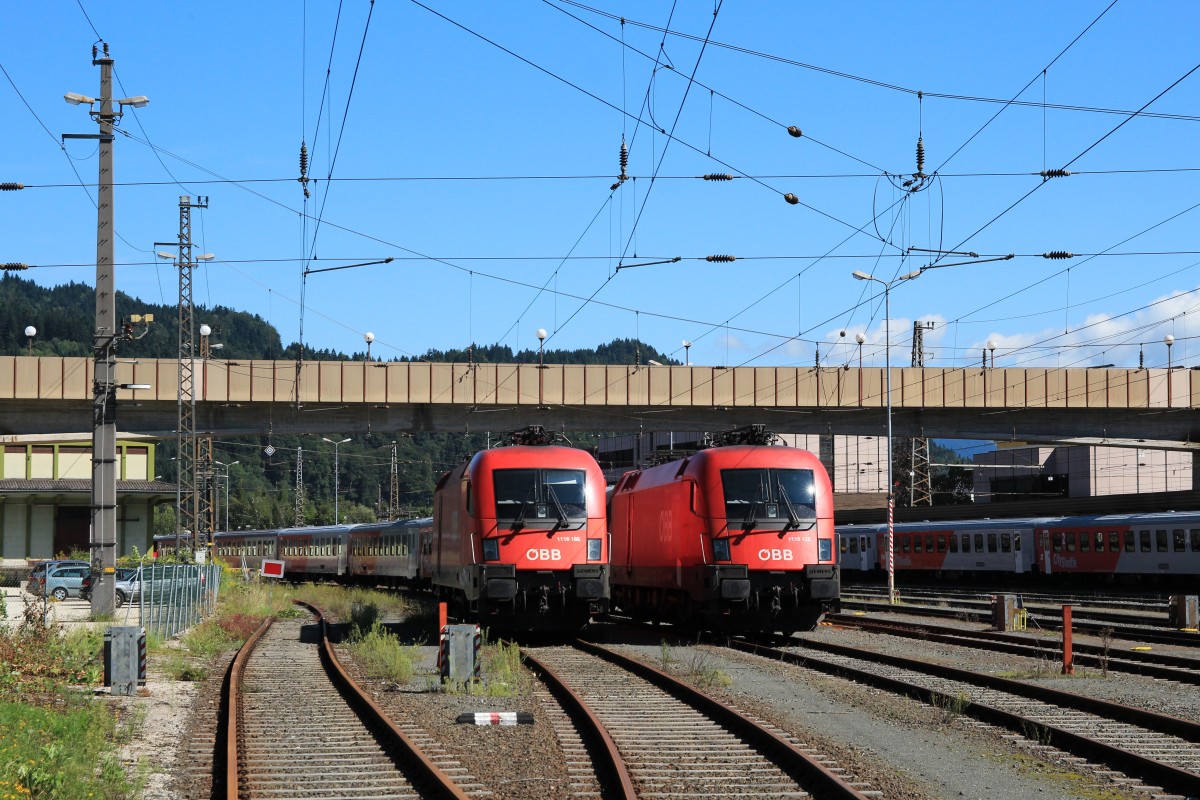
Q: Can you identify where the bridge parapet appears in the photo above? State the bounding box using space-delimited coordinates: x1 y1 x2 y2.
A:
1 356 1196 410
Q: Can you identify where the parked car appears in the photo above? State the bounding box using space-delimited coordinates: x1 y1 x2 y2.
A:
27 563 91 601
27 559 89 587
80 567 141 607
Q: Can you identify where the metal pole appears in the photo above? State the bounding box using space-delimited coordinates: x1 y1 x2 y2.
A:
885 285 896 605
334 441 340 522
89 48 118 616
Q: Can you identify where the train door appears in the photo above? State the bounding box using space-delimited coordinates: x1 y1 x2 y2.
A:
1038 529 1053 575
624 496 636 576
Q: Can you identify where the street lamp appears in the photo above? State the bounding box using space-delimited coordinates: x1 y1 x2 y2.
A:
987 339 997 369
1165 334 1175 368
364 331 375 361
682 339 692 366
536 328 547 367
322 437 351 522
851 268 921 605
24 325 35 357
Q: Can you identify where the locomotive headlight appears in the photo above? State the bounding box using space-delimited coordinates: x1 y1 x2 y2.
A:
587 538 602 561
482 538 500 561
712 537 731 561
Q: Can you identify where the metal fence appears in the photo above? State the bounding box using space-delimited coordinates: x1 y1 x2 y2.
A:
121 563 224 640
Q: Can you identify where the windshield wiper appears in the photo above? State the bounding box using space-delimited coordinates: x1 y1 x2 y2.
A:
545 484 572 530
741 483 766 531
509 486 537 532
777 483 815 533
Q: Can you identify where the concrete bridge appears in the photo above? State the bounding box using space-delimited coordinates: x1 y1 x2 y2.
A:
1 356 1198 449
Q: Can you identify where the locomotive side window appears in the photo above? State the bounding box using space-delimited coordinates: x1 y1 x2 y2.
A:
1174 530 1186 552
1139 530 1151 552
1156 530 1168 552
721 468 817 528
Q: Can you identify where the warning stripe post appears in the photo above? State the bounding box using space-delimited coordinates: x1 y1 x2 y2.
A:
455 712 534 726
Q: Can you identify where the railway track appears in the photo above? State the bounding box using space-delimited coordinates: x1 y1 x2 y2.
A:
728 635 1200 798
522 640 877 799
221 603 476 800
826 613 1200 685
838 596 1200 648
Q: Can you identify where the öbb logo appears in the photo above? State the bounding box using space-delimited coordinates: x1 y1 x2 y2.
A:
526 548 563 561
757 548 794 561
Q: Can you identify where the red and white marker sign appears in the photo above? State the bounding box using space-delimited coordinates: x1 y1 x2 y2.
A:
260 559 286 579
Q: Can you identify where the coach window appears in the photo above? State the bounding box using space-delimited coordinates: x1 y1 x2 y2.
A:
962 534 971 553
913 536 923 553
849 537 858 554
948 535 959 553
1191 530 1200 552
1174 529 1187 552
1139 530 1151 552
924 535 934 552
936 535 946 553
974 533 985 551
1065 533 1076 553
1001 533 1012 552
1155 530 1167 552
1080 533 1091 553
840 537 848 554
1109 531 1120 552
901 535 911 553
1052 532 1063 553
1122 531 1134 552
987 533 997 553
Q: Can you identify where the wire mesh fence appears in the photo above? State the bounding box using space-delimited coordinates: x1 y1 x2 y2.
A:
120 563 224 640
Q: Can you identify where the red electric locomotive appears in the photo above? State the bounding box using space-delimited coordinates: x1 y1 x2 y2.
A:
609 425 839 633
424 427 610 630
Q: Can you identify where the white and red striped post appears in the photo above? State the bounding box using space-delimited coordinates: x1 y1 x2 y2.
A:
887 494 897 604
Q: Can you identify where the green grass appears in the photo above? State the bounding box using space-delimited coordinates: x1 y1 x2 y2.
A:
0 696 136 800
346 621 421 684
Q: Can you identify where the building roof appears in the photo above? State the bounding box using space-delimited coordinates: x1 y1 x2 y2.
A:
0 478 178 495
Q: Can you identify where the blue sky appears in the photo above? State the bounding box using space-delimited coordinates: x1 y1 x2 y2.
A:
3 1 1199 376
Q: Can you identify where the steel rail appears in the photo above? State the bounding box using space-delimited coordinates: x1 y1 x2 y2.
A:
826 613 1200 684
520 646 638 800
221 602 471 800
575 638 876 800
730 636 1200 798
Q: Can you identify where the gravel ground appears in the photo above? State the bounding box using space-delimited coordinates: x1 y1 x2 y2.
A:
591 622 1165 800
69 597 1199 800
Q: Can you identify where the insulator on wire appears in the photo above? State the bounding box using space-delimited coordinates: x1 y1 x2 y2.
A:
703 173 733 181
915 136 925 176
705 255 737 263
619 140 628 174
1 263 30 271
1042 251 1074 260
1040 168 1071 179
783 193 800 205
787 125 803 138
299 142 309 179
0 183 24 191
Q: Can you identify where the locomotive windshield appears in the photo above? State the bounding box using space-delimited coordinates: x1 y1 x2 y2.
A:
493 468 587 529
721 468 817 531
